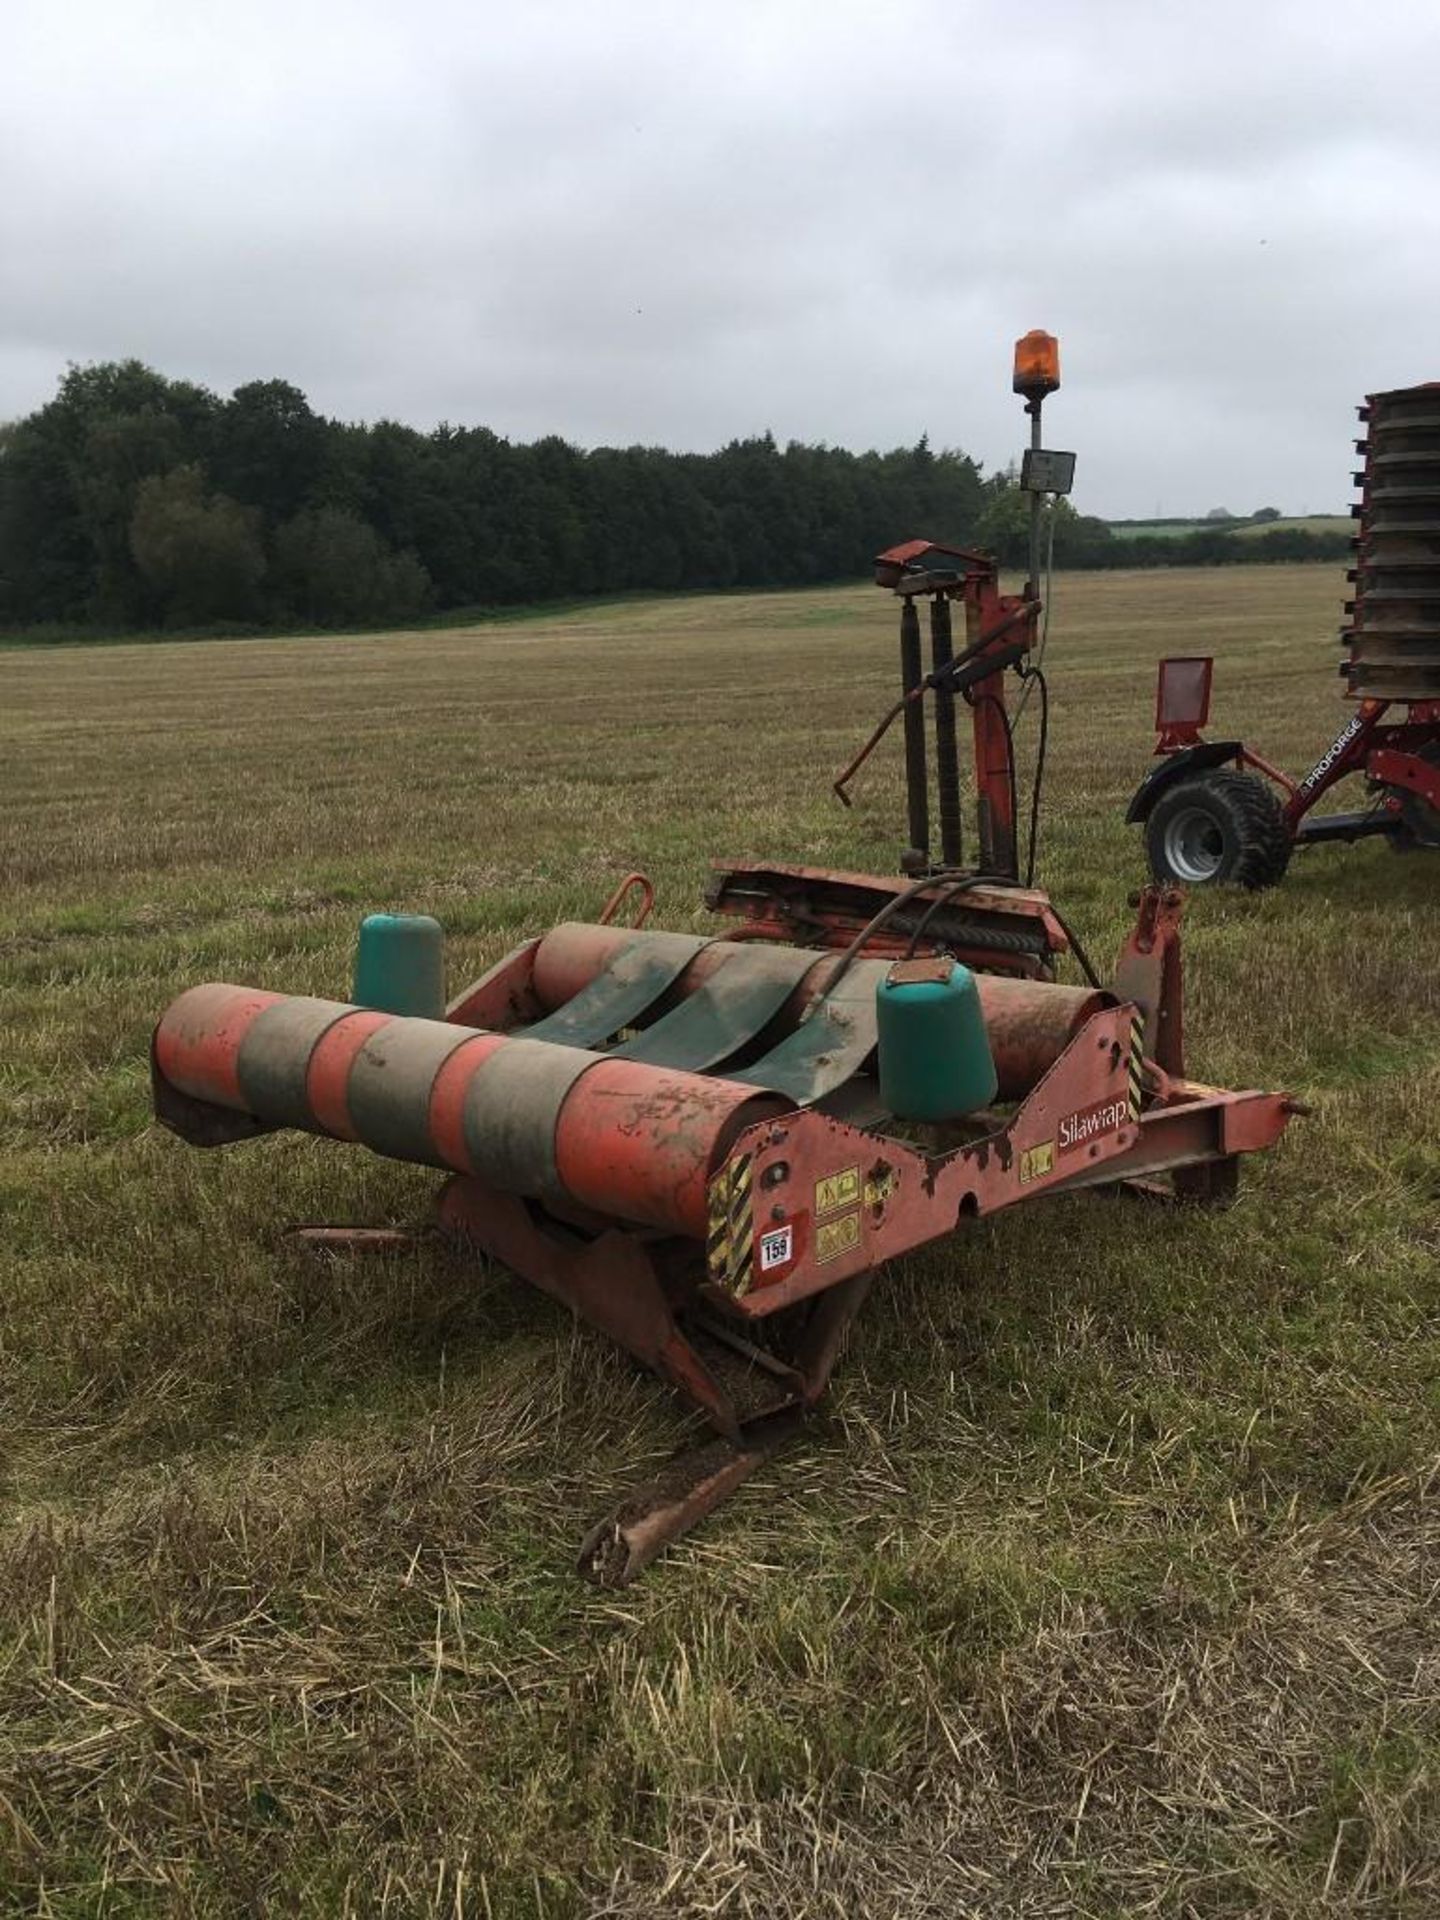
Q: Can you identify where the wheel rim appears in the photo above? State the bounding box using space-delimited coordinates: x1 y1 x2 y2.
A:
1161 805 1225 882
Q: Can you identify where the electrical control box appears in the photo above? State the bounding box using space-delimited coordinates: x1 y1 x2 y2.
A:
1020 448 1076 495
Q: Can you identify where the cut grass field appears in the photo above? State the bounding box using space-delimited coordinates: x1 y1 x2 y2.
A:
2 563 1437 1916
1108 517 1352 541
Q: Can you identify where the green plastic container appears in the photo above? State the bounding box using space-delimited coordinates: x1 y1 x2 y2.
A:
876 956 997 1120
352 913 445 1020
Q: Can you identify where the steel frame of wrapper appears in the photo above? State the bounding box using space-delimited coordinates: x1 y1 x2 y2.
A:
831 537 1045 887
152 884 1295 1586
148 333 1299 1583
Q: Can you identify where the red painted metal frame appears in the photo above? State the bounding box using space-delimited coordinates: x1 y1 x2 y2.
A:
702 1006 1288 1322
1114 885 1186 1076
598 871 655 929
1280 705 1440 829
1368 744 1440 807
1280 701 1387 827
1240 744 1301 804
702 861 1069 980
430 887 1289 1421
152 873 1296 1583
155 893 1289 1446
868 541 1039 877
1151 660 1440 838
964 578 1030 876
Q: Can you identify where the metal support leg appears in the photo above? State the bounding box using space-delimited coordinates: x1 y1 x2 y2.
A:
575 1267 876 1586
899 598 930 866
930 593 963 867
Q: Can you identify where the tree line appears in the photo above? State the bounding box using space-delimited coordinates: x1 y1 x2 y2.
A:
0 360 1351 634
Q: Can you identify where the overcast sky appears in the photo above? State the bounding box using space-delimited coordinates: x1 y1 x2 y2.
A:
4 0 1439 518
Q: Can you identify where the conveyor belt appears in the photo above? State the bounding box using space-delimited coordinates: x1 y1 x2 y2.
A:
612 942 817 1071
521 931 713 1047
732 959 888 1105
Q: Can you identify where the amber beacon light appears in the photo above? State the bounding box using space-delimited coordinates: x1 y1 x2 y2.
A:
1013 330 1061 399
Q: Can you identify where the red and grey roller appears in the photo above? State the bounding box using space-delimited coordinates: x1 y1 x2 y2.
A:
153 984 791 1238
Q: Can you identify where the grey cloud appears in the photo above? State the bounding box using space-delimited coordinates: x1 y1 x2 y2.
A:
4 0 1439 516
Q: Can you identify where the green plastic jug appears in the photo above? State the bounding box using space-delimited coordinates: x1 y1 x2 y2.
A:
352 913 445 1020
876 955 998 1120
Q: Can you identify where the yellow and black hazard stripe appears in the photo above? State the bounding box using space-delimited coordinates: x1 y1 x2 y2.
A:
706 1151 754 1296
1127 1014 1146 1119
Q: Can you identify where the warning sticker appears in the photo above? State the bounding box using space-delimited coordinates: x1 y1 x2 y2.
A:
758 1225 793 1272
816 1211 861 1263
1019 1139 1054 1185
815 1166 861 1216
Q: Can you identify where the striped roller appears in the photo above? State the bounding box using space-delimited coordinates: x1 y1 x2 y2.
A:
153 983 791 1239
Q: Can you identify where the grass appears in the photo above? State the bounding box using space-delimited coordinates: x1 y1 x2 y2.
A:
1107 516 1352 541
0 588 748 653
1 564 1437 1916
1229 515 1353 540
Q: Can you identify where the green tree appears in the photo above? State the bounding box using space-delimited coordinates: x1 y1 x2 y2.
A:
0 360 219 622
21 353 1304 634
129 464 266 624
973 479 1114 570
271 505 430 627
214 380 327 518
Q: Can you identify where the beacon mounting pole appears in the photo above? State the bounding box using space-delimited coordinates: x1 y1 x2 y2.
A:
1011 329 1070 601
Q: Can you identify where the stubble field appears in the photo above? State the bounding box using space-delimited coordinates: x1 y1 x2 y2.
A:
1 564 1437 1916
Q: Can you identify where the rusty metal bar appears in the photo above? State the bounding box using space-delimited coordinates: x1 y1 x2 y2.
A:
576 1410 803 1587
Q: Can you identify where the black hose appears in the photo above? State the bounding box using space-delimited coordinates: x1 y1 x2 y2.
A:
1019 664 1049 888
811 865 1102 999
903 874 1000 957
1044 905 1102 989
812 870 1011 1002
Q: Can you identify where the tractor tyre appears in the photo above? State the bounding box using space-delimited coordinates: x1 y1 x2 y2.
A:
1387 744 1440 852
1144 770 1292 890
